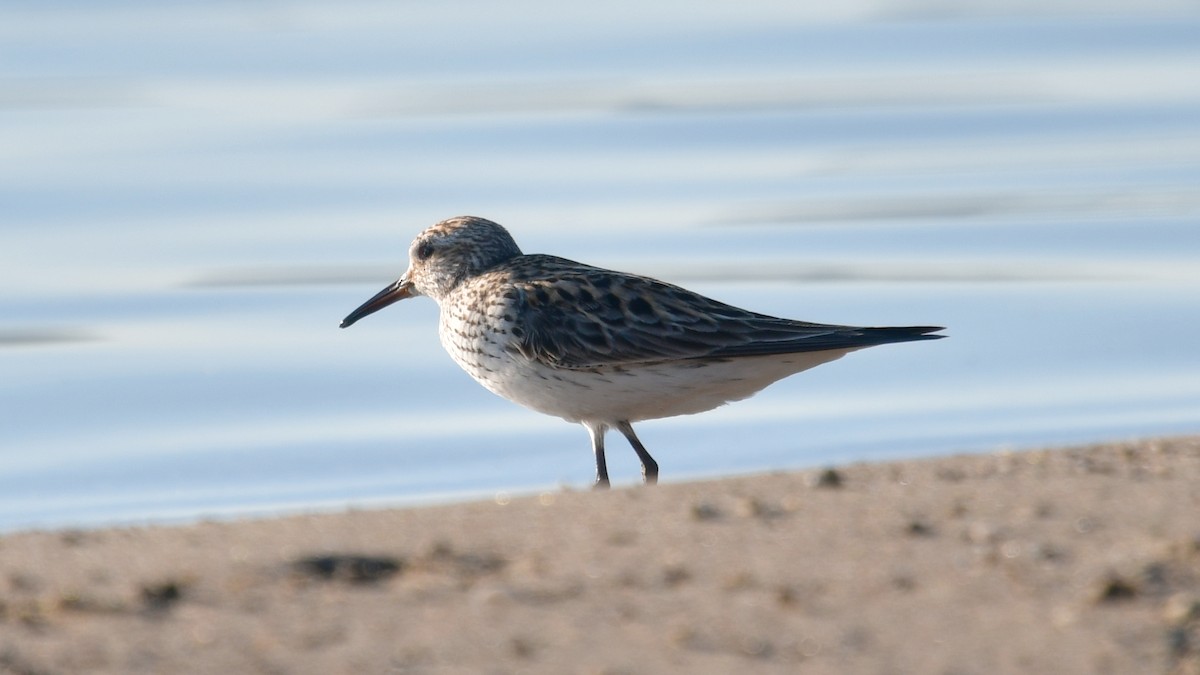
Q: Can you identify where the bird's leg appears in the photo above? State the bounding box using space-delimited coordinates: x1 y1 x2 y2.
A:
585 422 611 489
616 421 658 485
594 451 611 490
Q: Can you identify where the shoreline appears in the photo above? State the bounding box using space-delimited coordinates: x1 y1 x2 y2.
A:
1 436 1198 674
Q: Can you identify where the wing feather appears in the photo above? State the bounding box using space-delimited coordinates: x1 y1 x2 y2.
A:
506 256 943 369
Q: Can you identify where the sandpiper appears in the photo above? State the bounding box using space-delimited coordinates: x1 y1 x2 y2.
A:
341 216 944 487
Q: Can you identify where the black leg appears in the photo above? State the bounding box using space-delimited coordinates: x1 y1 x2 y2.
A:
594 450 610 489
586 423 610 489
616 421 658 485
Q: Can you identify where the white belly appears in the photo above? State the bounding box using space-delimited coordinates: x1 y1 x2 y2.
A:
448 334 849 424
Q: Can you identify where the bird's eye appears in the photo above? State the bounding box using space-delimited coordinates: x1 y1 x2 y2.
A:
416 242 435 260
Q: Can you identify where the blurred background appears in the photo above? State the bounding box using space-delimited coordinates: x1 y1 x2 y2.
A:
2 0 1199 531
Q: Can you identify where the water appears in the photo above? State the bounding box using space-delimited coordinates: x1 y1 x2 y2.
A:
2 1 1199 531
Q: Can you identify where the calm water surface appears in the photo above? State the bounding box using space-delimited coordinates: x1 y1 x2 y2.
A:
2 1 1199 531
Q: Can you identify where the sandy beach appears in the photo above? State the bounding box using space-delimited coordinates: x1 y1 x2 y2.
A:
0 436 1197 674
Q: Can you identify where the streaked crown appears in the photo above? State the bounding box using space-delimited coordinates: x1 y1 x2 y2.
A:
404 216 523 300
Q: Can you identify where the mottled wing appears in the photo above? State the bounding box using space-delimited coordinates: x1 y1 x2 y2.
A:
507 256 943 369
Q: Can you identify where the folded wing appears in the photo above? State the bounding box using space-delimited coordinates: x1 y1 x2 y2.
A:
508 257 944 369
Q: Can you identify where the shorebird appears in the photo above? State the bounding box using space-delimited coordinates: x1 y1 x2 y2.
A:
341 216 944 487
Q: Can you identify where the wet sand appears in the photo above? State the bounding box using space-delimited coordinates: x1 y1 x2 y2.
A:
1 436 1198 674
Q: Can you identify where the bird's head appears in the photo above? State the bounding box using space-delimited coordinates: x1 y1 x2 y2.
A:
340 216 522 328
